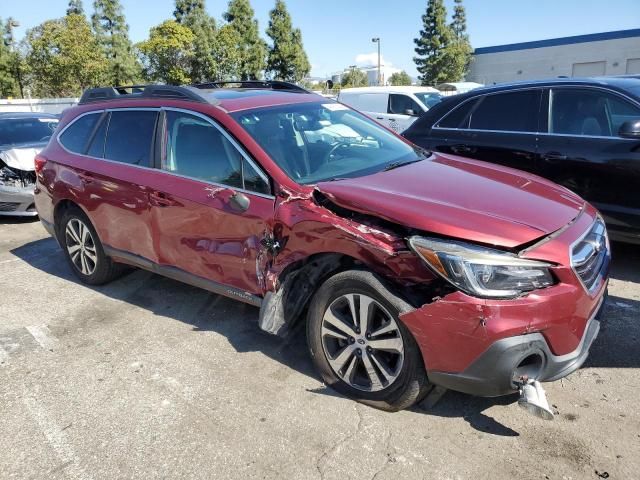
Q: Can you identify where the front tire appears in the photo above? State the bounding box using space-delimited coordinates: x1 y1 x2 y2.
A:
307 270 431 411
58 207 122 285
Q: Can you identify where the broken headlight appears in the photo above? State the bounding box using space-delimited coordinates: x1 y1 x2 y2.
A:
408 236 555 298
0 161 21 187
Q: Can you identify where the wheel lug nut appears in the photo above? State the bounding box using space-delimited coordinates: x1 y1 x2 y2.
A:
367 346 372 353
356 348 362 356
349 337 355 344
366 333 371 339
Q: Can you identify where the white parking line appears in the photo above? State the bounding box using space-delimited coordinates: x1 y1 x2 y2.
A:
25 325 58 351
23 396 93 480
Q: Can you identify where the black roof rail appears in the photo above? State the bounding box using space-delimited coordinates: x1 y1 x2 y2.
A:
192 80 311 93
78 84 210 105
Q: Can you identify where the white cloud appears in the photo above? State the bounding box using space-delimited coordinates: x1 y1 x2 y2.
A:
355 52 391 67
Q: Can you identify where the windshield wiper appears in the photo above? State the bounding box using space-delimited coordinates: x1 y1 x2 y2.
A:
383 158 424 172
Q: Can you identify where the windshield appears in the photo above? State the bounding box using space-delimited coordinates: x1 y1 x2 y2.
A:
232 102 425 184
414 92 443 109
0 117 59 147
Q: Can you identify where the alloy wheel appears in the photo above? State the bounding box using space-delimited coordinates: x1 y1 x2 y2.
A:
65 218 98 276
321 293 405 392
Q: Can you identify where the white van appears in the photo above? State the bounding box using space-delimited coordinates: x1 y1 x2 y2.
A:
337 86 443 133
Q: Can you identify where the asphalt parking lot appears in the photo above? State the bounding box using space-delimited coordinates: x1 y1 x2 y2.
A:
0 217 638 480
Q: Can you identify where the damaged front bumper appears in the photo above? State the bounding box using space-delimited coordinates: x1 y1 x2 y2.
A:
400 281 608 397
0 184 37 216
426 295 605 396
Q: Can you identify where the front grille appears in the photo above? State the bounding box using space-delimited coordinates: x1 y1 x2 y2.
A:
0 202 19 212
571 218 610 294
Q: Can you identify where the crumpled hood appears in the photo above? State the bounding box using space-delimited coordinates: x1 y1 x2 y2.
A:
317 153 585 249
0 144 45 171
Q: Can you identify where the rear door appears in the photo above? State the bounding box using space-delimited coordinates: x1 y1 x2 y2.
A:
453 89 542 172
146 108 274 296
57 108 159 262
538 87 640 241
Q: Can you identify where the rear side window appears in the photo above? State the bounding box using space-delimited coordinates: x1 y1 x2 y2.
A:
388 94 422 115
59 113 101 154
162 110 269 194
469 90 541 132
104 110 157 166
437 98 478 128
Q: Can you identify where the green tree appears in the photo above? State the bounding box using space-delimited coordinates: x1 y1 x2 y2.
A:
173 0 217 83
223 0 267 80
25 14 107 97
413 0 452 85
211 24 241 80
0 18 22 97
389 71 412 86
67 0 85 16
443 0 472 82
340 68 367 88
266 0 310 82
92 0 141 86
137 20 194 85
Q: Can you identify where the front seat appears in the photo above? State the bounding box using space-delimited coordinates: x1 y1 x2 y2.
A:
570 97 609 136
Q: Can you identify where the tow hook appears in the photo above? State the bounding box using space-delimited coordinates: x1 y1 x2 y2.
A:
516 376 554 421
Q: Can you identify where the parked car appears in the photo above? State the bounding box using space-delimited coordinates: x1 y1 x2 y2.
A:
0 112 59 217
35 81 608 414
403 77 640 244
338 86 443 133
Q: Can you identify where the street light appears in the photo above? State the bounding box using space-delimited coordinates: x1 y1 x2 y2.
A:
371 37 381 86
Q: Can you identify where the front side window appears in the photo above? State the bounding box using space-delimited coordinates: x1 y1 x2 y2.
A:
59 113 100 153
388 94 422 115
162 110 269 194
104 110 157 166
550 88 640 136
232 102 426 185
469 90 541 132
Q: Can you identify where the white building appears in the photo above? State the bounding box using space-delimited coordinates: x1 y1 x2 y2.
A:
332 64 403 87
468 29 640 85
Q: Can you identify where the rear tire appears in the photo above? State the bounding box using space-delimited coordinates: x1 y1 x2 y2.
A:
307 269 431 411
58 207 123 285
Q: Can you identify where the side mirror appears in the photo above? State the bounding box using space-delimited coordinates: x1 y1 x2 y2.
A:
229 192 250 212
404 109 418 116
618 119 640 138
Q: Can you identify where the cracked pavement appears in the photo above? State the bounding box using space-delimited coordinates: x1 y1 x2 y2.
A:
1 217 639 479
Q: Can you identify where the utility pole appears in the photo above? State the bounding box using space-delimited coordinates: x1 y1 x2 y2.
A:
371 37 381 86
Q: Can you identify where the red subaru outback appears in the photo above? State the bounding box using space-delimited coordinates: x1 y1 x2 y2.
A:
35 82 608 413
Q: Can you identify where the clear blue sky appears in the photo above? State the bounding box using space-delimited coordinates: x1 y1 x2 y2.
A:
5 0 640 78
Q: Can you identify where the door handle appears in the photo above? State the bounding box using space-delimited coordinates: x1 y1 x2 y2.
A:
542 152 568 161
149 190 175 207
376 117 384 120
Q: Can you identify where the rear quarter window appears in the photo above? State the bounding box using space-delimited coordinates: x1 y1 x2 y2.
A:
59 112 102 154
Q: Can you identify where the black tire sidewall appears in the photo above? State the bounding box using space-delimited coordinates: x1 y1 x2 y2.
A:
307 270 427 409
58 208 113 285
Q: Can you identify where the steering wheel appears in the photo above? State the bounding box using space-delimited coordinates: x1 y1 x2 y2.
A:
323 141 352 164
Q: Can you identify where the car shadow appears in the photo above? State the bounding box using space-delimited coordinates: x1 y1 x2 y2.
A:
9 235 640 437
609 241 640 283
